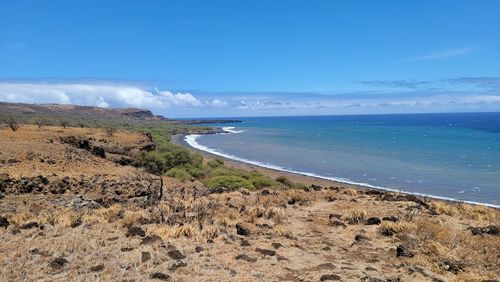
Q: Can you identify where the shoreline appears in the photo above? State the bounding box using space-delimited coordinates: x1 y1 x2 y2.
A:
173 133 500 209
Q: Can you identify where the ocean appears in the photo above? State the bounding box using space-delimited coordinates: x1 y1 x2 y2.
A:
184 113 500 207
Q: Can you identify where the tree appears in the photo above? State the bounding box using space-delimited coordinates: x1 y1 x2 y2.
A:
7 115 19 132
34 118 46 129
60 119 69 129
104 123 117 136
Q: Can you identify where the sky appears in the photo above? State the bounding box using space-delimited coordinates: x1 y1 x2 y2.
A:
1 0 499 117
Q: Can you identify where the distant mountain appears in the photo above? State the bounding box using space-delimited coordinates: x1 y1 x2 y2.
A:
0 102 169 121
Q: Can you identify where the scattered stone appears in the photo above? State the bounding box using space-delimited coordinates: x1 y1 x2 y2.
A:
271 242 283 249
320 274 341 281
170 260 188 271
326 196 337 202
354 234 370 242
240 239 251 247
91 146 106 158
167 249 186 260
0 216 9 229
126 226 146 238
141 235 161 245
311 184 322 191
317 263 336 270
141 251 151 263
70 218 82 228
439 260 464 274
330 220 347 228
90 264 105 272
367 278 384 282
329 214 342 220
150 272 171 280
255 248 276 256
235 254 258 262
195 246 203 253
396 244 413 258
50 257 68 270
366 217 382 225
20 222 39 229
72 196 101 210
236 223 250 236
121 247 134 252
382 216 399 222
469 225 499 236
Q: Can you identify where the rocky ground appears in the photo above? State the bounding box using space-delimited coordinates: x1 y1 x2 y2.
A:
0 126 498 282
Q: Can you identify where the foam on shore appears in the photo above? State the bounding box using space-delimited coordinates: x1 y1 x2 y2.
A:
184 133 500 209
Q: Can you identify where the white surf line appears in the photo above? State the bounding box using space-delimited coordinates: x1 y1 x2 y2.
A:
184 134 500 209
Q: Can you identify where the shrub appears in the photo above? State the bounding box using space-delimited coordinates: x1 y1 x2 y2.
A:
60 119 69 128
276 176 293 187
136 151 168 175
250 175 275 189
166 167 192 182
207 176 255 191
207 159 224 168
104 123 117 136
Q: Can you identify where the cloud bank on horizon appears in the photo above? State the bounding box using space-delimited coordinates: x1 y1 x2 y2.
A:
0 78 499 118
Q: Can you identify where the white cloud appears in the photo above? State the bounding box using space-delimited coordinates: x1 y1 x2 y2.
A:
210 99 229 107
396 47 478 63
0 82 201 109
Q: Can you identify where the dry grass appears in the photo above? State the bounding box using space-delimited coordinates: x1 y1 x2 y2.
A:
379 220 415 235
341 210 367 224
342 188 358 196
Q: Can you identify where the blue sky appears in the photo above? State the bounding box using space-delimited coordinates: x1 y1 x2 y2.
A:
1 0 499 117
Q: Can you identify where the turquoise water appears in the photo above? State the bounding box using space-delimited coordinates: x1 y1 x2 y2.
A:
185 113 500 206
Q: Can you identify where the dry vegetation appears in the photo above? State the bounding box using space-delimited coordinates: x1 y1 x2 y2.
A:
0 125 499 281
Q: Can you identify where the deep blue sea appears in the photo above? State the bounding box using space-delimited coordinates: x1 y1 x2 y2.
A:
184 113 500 206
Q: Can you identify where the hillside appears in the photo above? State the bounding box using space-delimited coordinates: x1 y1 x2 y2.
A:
0 122 498 281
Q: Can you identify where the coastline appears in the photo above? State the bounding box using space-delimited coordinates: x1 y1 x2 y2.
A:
173 133 500 209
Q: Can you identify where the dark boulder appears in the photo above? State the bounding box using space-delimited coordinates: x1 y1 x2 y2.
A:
366 217 382 225
121 247 134 252
0 216 9 229
469 225 499 236
50 257 68 270
236 223 250 236
141 251 151 263
167 249 186 260
150 272 171 280
91 146 106 158
354 234 370 242
89 264 105 272
126 226 146 237
141 235 162 245
320 274 341 281
255 248 276 256
382 216 399 222
20 222 39 229
235 254 258 262
396 244 414 258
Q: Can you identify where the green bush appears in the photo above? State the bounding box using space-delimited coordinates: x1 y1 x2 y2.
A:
207 159 224 168
206 176 255 191
136 151 167 174
166 167 192 181
136 142 202 175
276 176 293 187
249 175 275 189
